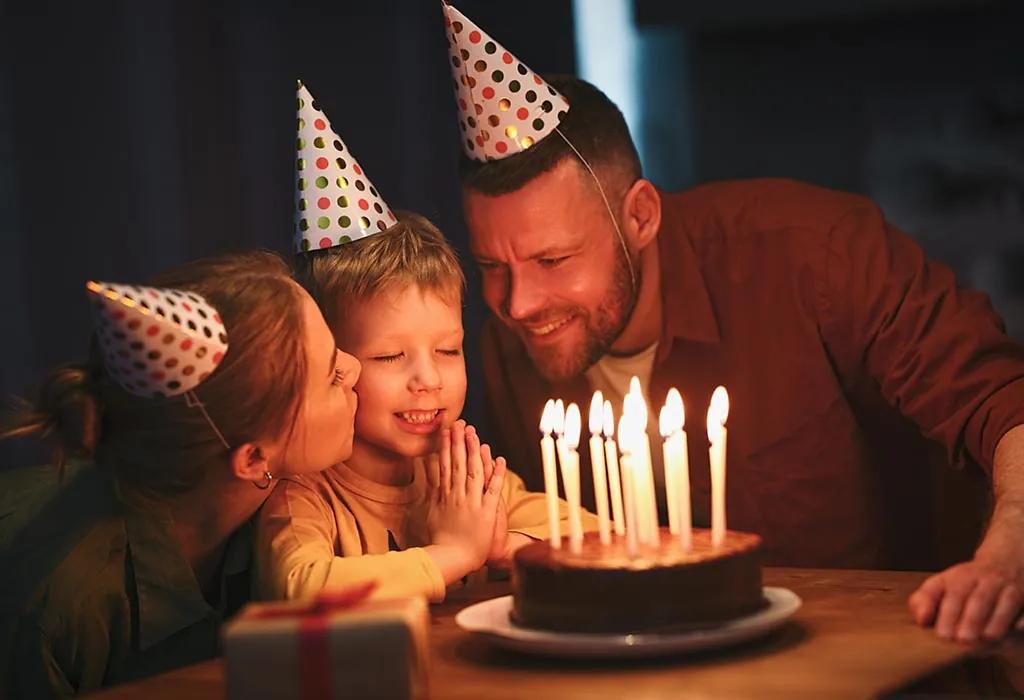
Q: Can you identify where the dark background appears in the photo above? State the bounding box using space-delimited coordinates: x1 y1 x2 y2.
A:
2 0 1022 470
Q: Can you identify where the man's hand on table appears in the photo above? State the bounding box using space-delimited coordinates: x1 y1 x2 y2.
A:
908 499 1024 643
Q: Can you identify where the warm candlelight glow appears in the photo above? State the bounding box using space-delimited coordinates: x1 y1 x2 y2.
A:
553 399 566 435
706 386 729 440
603 400 615 438
623 379 656 545
564 403 581 450
659 388 691 549
617 414 639 555
707 386 729 548
540 399 555 433
629 375 643 398
588 391 612 544
539 399 561 548
589 391 604 435
561 402 584 552
602 399 625 537
659 388 685 437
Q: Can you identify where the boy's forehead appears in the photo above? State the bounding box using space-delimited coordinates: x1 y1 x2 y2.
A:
340 283 464 341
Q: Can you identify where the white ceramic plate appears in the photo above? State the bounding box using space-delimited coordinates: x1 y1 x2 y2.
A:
454 587 802 659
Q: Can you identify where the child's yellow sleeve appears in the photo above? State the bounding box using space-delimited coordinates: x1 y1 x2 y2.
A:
503 468 599 541
255 478 446 603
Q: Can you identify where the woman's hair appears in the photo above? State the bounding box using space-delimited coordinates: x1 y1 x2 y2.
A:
296 211 465 336
1 251 308 496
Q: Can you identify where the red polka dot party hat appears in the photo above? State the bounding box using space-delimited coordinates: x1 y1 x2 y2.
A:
442 2 570 162
86 281 228 398
294 80 396 253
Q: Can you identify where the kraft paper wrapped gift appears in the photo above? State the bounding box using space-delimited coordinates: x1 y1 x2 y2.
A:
223 583 429 700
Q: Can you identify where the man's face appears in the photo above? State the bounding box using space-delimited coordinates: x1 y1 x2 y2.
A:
464 158 637 383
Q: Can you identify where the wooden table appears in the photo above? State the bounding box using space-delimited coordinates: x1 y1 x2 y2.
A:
91 568 1024 699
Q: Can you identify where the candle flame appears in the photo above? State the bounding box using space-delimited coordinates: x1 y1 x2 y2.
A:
540 399 554 434
623 391 647 427
564 403 582 449
603 400 615 438
659 388 685 437
617 414 633 451
706 386 729 439
628 375 642 398
589 390 604 435
553 399 566 435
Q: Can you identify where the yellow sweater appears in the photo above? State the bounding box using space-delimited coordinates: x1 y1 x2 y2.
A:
256 460 597 603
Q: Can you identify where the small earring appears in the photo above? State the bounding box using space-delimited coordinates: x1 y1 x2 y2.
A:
254 471 274 490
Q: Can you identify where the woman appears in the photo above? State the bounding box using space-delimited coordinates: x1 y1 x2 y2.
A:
0 251 360 696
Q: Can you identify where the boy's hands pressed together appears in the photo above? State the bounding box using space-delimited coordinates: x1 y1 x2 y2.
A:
425 421 507 584
478 443 532 568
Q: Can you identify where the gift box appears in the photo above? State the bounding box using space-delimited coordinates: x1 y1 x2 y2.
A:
223 583 429 700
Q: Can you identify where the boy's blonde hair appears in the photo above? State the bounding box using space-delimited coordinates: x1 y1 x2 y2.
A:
297 211 465 333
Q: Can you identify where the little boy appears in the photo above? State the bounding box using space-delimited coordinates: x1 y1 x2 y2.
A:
257 213 594 602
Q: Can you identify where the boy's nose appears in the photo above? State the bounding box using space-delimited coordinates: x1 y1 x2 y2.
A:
409 359 442 393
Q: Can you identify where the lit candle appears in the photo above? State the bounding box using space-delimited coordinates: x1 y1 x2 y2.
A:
660 388 692 550
588 391 612 545
617 414 639 556
603 400 625 536
626 378 658 545
562 403 585 553
539 399 561 548
707 386 730 548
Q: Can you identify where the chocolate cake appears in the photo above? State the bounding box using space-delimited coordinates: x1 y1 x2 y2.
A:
511 528 765 633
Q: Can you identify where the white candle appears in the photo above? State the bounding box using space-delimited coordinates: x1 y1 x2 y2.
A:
588 391 612 545
539 399 561 548
659 402 680 536
562 403 585 553
617 414 639 556
707 386 730 548
660 388 691 550
602 400 625 536
625 379 658 545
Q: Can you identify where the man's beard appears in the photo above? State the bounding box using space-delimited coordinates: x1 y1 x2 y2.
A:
524 248 639 383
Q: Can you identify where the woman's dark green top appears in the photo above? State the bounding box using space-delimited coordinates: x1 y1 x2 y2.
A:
0 461 252 697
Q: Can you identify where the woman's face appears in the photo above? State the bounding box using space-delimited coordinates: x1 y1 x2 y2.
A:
275 288 361 475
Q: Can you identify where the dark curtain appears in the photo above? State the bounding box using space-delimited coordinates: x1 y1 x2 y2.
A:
0 0 576 467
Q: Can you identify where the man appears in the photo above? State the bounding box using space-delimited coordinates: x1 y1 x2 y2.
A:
442 7 1024 644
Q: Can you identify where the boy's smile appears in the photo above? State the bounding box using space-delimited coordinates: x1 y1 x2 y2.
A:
395 408 446 433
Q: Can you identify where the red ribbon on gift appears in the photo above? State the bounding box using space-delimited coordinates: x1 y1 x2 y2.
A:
250 581 378 700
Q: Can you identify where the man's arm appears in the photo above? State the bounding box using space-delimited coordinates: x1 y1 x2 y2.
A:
820 198 1024 641
909 424 1024 642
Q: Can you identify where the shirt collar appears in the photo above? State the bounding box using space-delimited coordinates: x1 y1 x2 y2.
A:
656 189 721 350
119 486 251 650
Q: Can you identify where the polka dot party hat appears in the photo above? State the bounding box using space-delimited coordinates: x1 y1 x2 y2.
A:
442 2 570 162
86 281 228 398
294 80 396 252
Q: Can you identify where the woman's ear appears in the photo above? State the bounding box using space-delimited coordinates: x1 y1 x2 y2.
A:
230 442 274 483
621 178 662 252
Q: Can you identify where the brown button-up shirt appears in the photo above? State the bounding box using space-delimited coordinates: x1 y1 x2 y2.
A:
481 178 1024 570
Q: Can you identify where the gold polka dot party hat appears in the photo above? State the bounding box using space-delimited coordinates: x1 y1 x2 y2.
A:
442 2 570 162
293 80 396 253
86 281 228 399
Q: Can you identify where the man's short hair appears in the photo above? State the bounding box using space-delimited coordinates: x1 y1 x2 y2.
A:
297 212 465 333
459 75 642 196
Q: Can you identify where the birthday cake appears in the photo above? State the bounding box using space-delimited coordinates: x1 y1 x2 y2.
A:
512 527 765 634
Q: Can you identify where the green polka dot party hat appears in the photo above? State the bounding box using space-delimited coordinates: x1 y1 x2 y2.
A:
442 2 570 162
86 281 228 398
294 80 396 252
